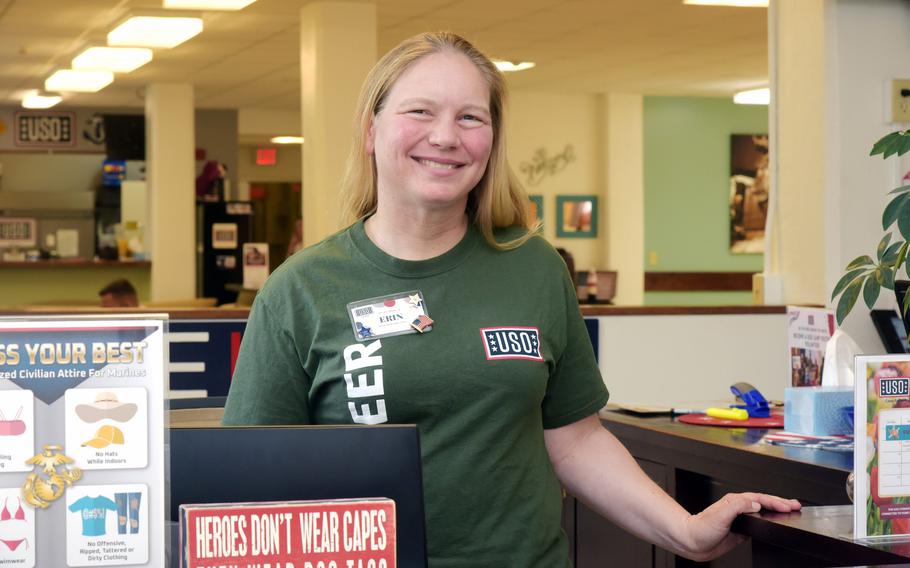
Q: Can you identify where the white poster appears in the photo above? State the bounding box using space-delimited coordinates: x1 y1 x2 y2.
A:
242 242 270 290
0 316 167 567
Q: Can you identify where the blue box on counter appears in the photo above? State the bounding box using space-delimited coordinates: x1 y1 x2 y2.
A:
784 386 854 436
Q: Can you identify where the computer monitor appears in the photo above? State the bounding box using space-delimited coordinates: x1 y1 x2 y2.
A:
871 308 910 353
169 425 427 567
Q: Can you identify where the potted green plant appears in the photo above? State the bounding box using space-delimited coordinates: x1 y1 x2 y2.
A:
832 130 910 325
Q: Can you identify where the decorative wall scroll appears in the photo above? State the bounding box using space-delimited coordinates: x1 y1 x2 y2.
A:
519 144 576 187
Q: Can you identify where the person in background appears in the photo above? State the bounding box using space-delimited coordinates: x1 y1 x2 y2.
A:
555 247 576 287
98 279 138 308
222 31 799 567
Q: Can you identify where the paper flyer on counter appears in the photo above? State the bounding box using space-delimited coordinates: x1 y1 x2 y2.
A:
0 316 167 566
854 354 910 539
787 306 835 387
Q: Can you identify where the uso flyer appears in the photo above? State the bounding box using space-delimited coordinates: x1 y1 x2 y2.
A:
854 354 910 538
0 316 167 566
181 499 396 568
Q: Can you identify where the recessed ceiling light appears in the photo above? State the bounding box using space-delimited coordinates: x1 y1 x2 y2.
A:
493 60 536 73
72 47 153 73
683 0 768 6
164 0 257 9
21 91 62 109
45 70 114 93
733 88 770 105
270 136 304 144
108 16 203 49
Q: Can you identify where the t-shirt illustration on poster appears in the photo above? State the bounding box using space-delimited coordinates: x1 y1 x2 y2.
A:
0 317 167 567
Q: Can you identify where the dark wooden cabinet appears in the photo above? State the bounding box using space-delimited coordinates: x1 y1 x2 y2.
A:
560 411 852 567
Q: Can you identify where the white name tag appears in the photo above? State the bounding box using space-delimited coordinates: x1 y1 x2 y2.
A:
347 290 432 341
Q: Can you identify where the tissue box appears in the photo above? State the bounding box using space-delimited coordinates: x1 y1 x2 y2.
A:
784 386 853 436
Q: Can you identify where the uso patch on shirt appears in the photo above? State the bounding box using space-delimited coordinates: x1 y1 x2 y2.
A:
480 326 544 361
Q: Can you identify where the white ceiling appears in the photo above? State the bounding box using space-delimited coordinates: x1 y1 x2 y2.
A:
0 0 768 110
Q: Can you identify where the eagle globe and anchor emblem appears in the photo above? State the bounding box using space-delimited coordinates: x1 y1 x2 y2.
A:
21 444 82 509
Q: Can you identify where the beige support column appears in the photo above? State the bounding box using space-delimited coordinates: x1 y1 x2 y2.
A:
300 2 377 246
765 0 827 306
604 93 644 305
146 83 196 302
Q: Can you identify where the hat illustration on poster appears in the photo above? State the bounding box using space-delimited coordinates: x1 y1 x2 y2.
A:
82 424 125 449
75 392 137 423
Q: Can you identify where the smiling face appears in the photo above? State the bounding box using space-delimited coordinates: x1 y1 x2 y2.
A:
366 50 494 216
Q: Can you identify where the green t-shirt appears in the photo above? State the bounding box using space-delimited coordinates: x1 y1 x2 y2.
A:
223 220 609 567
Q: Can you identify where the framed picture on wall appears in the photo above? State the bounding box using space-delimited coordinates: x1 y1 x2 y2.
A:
528 195 543 223
729 134 769 253
556 195 597 238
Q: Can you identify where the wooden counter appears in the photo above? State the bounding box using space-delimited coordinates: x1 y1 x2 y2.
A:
565 410 852 567
733 506 910 567
580 304 787 316
0 259 150 268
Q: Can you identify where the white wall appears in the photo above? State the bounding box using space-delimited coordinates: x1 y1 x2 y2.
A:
596 313 789 404
0 152 103 193
771 0 910 353
237 144 302 183
828 0 910 352
506 91 605 271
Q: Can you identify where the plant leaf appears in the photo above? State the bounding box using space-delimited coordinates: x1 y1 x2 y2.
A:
884 132 910 158
889 184 910 195
872 131 902 156
899 207 910 242
864 276 882 309
846 255 875 270
897 241 910 268
884 241 904 263
904 284 910 317
832 267 869 300
836 278 864 325
883 193 910 230
883 134 906 158
883 268 896 290
879 233 894 261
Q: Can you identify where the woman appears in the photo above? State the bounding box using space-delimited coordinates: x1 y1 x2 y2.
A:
223 31 799 566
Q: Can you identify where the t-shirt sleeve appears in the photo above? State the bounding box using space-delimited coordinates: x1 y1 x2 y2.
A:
540 270 609 429
68 496 86 513
222 294 312 425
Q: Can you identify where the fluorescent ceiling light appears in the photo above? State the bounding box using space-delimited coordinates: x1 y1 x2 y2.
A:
493 60 536 73
108 16 203 48
72 47 153 73
21 91 62 109
270 136 304 144
733 87 770 105
683 0 768 6
164 0 257 9
45 70 114 93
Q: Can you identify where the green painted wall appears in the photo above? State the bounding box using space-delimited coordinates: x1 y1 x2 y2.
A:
643 96 767 305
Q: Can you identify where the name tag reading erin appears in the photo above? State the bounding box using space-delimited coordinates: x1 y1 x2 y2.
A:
347 290 433 341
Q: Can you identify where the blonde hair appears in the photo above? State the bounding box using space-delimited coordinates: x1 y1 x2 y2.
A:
340 31 538 249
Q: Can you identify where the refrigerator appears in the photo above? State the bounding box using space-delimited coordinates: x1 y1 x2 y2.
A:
196 201 254 305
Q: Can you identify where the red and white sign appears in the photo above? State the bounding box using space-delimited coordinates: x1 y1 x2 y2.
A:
181 498 396 568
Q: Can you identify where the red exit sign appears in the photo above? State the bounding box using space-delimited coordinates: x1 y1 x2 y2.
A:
256 147 277 166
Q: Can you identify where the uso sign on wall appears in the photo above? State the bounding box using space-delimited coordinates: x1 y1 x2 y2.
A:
14 111 76 148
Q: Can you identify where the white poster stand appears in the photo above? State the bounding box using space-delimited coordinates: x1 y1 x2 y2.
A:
0 315 168 567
